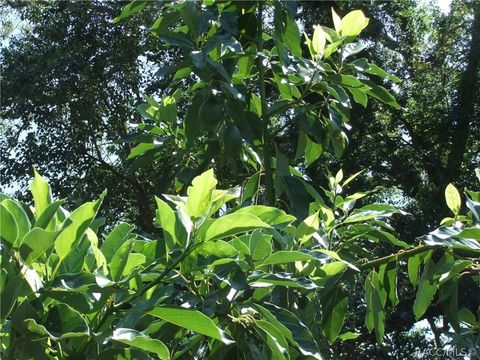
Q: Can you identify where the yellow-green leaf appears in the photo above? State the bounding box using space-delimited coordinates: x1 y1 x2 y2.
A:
30 169 52 218
186 169 217 219
445 183 461 216
339 10 369 37
312 25 326 55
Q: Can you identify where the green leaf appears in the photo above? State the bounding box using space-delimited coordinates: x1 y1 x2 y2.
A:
445 183 461 216
252 305 294 344
380 261 398 307
322 292 348 343
20 228 59 266
413 258 438 320
420 226 480 251
160 96 177 125
305 138 322 167
101 223 135 263
205 213 270 241
1 275 29 322
1 199 30 243
29 169 52 217
458 308 477 326
284 13 302 57
408 253 423 287
255 320 287 359
110 238 135 282
50 272 98 292
196 240 238 259
0 204 18 247
34 199 65 230
112 0 151 23
338 332 360 340
155 196 183 251
296 211 319 244
363 81 400 109
122 253 146 276
55 192 105 261
235 230 273 261
265 303 322 359
235 206 296 227
112 328 170 359
148 307 234 344
260 251 316 266
364 271 385 344
25 304 89 340
454 227 480 241
186 169 217 219
250 272 318 289
128 143 157 160
339 10 369 37
331 8 341 33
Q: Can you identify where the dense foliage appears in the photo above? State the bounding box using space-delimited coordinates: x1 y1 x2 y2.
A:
1 0 479 359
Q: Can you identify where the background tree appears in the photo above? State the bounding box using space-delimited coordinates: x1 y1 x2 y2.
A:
0 1 173 230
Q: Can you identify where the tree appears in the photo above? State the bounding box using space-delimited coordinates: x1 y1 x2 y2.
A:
302 0 480 237
1 1 169 230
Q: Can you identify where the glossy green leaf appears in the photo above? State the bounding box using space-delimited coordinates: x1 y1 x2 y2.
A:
364 271 385 343
297 211 319 244
380 261 398 307
149 307 234 344
322 291 348 343
122 253 146 276
420 226 480 251
413 258 438 320
34 199 65 230
112 0 151 23
250 272 318 289
305 137 322 167
0 204 18 247
260 251 316 266
338 332 360 340
155 196 182 251
112 328 170 359
265 303 322 359
20 228 59 266
235 206 296 227
2 199 30 243
110 238 135 282
284 12 302 57
252 304 294 344
0 275 28 322
363 81 401 109
101 223 135 263
128 143 157 160
255 320 287 359
205 213 270 241
55 192 105 261
25 303 89 340
408 253 423 287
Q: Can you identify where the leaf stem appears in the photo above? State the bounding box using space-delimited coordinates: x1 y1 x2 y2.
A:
359 245 438 271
